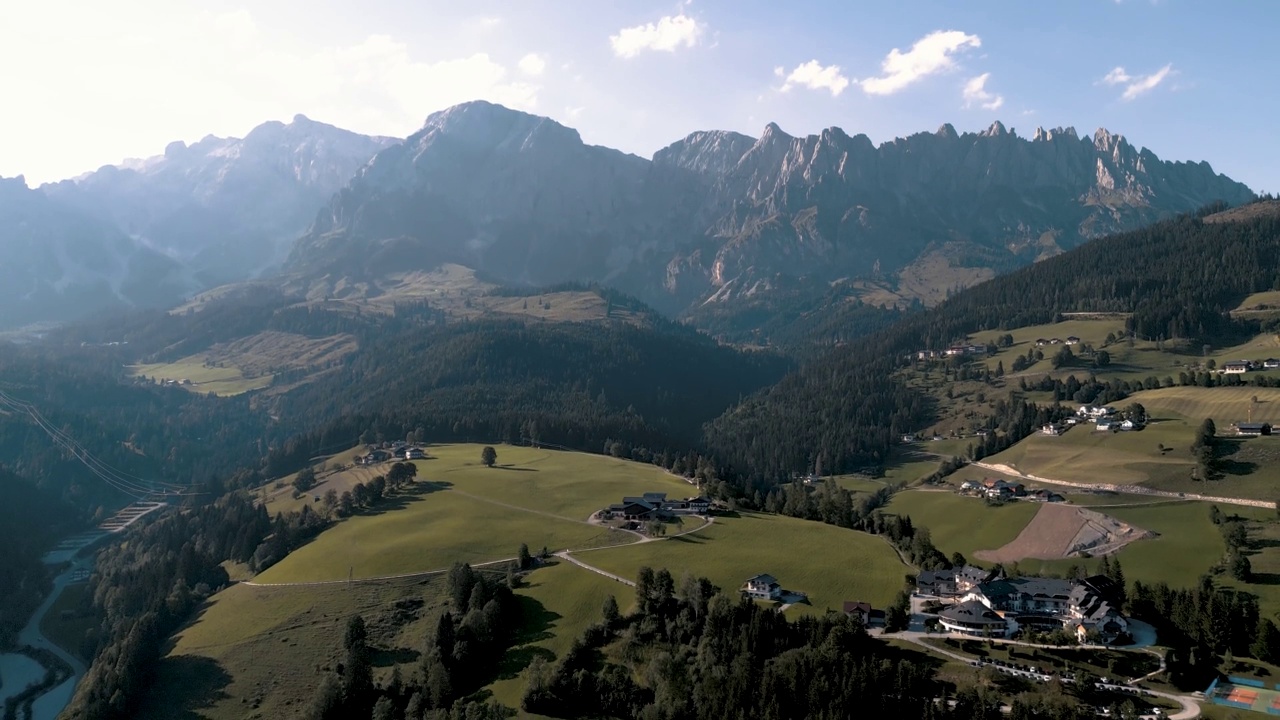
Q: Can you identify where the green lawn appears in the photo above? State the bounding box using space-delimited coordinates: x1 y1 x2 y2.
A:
885 490 1039 561
582 511 909 614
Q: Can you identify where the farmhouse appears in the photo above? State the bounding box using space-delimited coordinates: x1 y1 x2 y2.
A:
742 573 783 600
404 447 426 460
1076 405 1116 419
1120 419 1142 431
1223 360 1252 374
600 492 712 521
356 449 392 465
1065 336 1080 345
1266 358 1280 369
1035 338 1048 346
1234 422 1273 437
1041 423 1065 436
1095 418 1116 432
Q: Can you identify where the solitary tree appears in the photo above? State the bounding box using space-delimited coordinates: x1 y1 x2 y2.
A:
518 543 533 570
481 446 498 467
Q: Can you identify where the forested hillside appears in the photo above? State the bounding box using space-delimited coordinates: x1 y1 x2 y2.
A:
707 204 1280 483
0 469 77 648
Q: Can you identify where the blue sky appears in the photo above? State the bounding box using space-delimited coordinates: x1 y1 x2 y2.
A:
2 0 1277 192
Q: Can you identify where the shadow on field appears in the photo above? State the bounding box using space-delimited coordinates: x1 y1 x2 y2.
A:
354 481 451 517
494 465 538 472
141 655 233 719
492 596 560 681
1248 572 1280 586
372 646 420 667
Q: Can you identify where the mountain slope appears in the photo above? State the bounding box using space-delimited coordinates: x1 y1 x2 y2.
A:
704 202 1280 482
284 103 1254 325
44 115 396 285
0 177 188 328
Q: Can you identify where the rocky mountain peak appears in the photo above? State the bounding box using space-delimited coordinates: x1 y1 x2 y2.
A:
936 123 960 141
981 120 1009 138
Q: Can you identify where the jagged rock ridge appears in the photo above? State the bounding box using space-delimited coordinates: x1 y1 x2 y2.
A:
285 103 1253 317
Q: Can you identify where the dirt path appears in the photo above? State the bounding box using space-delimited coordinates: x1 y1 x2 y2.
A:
975 503 1088 563
553 552 635 587
970 460 1275 511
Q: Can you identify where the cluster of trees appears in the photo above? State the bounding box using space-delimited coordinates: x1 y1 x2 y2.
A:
1208 505 1253 580
523 565 945 719
0 468 77 648
1128 576 1261 689
307 563 522 720
1194 420 1221 481
312 461 420 521
968 397 1074 461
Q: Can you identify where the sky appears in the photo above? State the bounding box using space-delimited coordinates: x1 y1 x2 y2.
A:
2 0 1278 192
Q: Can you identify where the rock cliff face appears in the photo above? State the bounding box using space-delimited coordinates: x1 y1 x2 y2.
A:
0 177 187 328
284 103 1255 315
45 115 395 286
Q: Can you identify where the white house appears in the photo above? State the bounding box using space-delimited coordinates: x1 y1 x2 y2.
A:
404 447 426 460
1041 424 1064 436
1224 360 1252 374
1095 418 1116 431
742 574 783 600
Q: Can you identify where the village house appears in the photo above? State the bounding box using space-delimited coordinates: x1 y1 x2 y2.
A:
901 433 918 443
1035 338 1049 346
1234 422 1273 437
1041 423 1065 436
600 492 712 521
1120 418 1142 431
742 574 783 601
1223 360 1252 374
916 565 1001 598
1265 358 1280 369
1028 488 1066 503
356 449 392 465
1065 336 1081 345
404 447 426 460
1094 418 1116 432
842 601 884 627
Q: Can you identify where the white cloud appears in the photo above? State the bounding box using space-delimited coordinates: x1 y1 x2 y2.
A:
962 73 1004 111
1101 63 1173 100
860 30 982 96
518 53 547 77
565 106 584 120
610 14 703 58
777 60 851 97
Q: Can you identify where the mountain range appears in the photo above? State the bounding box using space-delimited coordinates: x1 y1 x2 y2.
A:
0 101 1255 329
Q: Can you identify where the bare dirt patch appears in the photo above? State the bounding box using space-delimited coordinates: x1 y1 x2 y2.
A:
974 503 1154 563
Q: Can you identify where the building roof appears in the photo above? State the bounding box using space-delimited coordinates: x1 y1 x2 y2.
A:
939 600 1007 626
979 577 1077 601
746 573 779 586
843 601 873 615
1237 422 1271 431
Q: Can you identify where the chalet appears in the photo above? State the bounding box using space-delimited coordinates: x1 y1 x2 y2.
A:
1224 360 1252 374
938 600 1010 637
1265 359 1280 369
1041 423 1065 436
742 574 783 600
1120 419 1141 431
945 346 967 356
1029 489 1066 503
901 433 918 443
959 480 980 492
1065 336 1081 345
684 496 712 514
1234 422 1273 437
1035 339 1049 346
916 566 1000 598
1065 416 1080 426
1049 338 1063 345
404 447 426 460
842 601 884 626
1095 418 1116 432
976 428 991 437
357 449 392 465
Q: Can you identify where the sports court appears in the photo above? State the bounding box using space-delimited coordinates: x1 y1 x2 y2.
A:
1206 676 1280 714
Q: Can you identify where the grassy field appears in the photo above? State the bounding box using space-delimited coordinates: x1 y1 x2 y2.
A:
979 386 1280 500
486 561 625 711
583 510 908 615
885 490 1039 561
135 577 451 720
128 355 271 396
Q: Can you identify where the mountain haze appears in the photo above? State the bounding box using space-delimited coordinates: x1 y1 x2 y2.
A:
286 102 1254 319
45 115 396 286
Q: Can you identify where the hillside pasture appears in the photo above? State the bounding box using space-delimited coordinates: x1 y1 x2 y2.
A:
885 490 1038 562
581 510 908 615
135 576 451 720
128 355 271 396
987 419 1197 487
254 444 698 583
1135 386 1280 426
